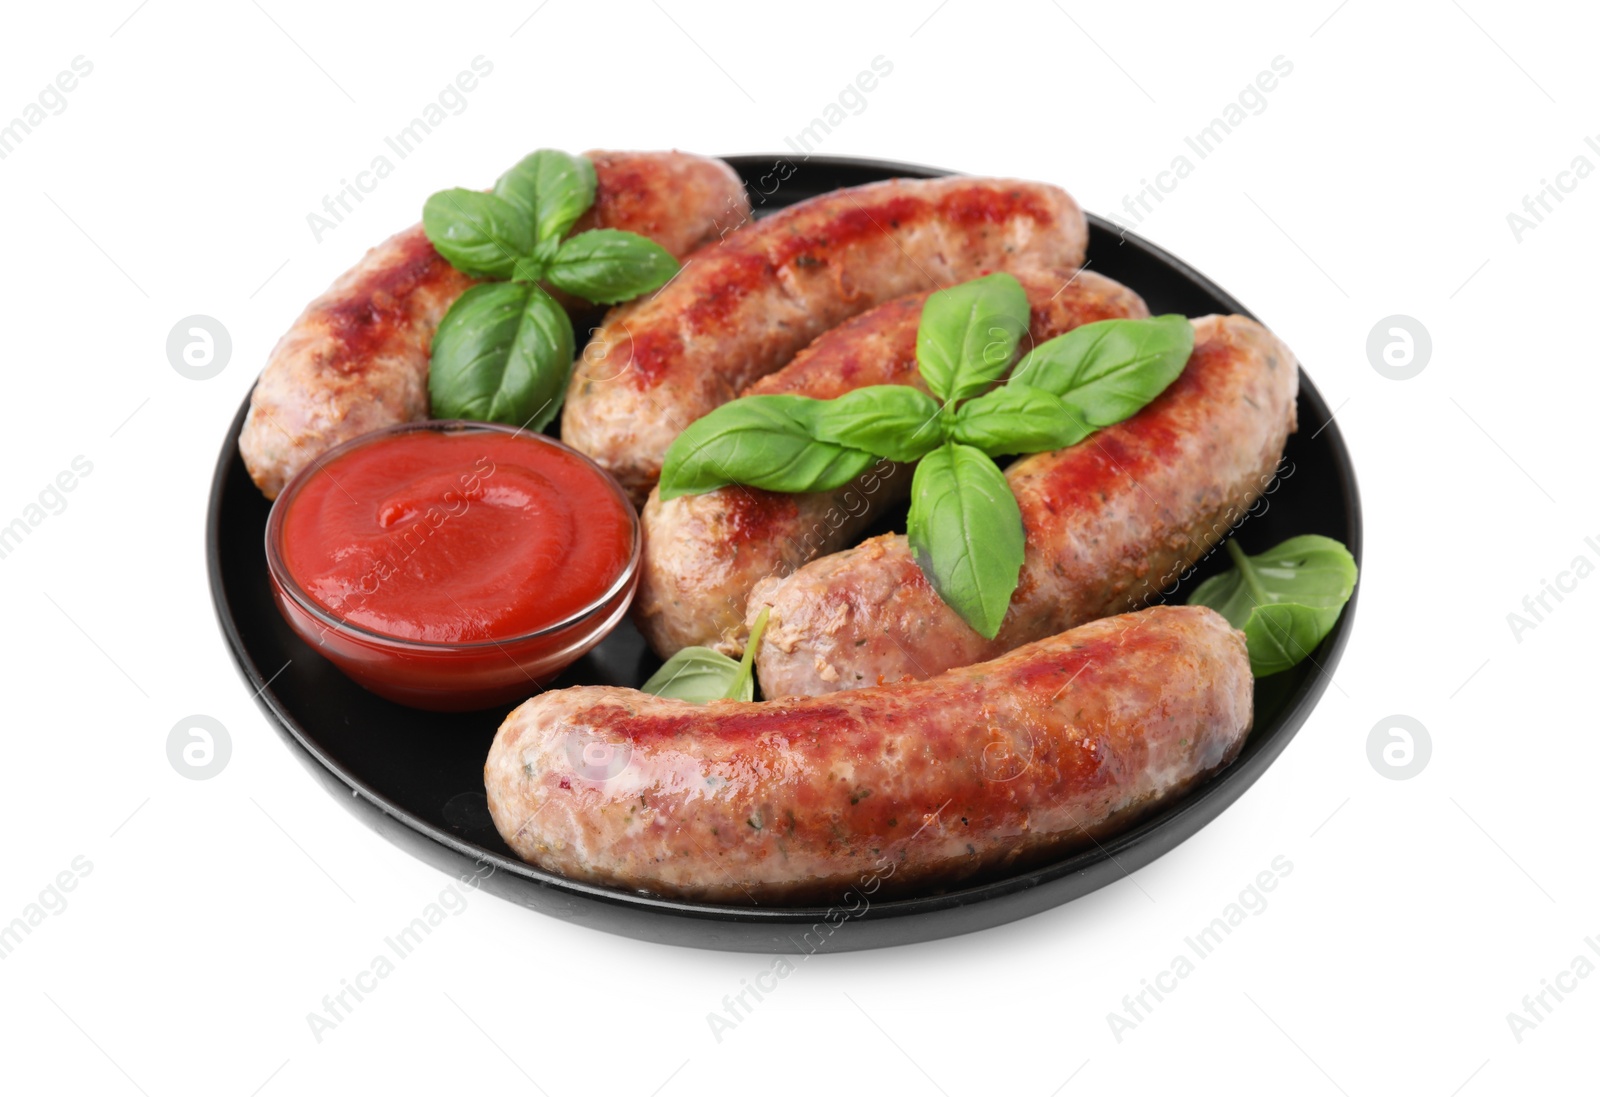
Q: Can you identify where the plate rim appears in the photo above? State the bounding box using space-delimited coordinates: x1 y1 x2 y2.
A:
206 153 1363 948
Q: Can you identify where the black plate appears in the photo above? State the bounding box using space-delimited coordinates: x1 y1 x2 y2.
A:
208 155 1361 952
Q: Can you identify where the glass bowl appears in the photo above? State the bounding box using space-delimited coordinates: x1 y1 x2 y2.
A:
264 421 640 711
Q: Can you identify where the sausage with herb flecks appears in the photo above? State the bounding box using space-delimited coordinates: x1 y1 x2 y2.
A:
484 605 1253 903
239 150 750 499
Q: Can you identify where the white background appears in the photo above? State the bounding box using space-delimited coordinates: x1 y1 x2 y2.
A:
1 1 1594 1093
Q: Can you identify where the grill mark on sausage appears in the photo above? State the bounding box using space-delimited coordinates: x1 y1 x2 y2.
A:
721 489 801 543
578 156 653 235
1028 338 1228 514
747 292 925 400
318 231 458 373
766 195 923 268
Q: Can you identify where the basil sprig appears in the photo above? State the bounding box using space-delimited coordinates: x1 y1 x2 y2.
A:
1188 536 1357 676
423 150 680 431
642 609 771 702
658 272 1194 638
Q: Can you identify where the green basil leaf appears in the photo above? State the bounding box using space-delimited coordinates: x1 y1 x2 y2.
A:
915 272 1031 405
1009 314 1193 426
428 283 575 430
546 229 680 305
1238 603 1344 679
641 647 743 703
658 395 876 500
724 607 770 702
1188 535 1358 676
906 442 1025 640
421 189 537 280
950 384 1088 456
807 385 944 463
642 607 771 703
493 150 597 243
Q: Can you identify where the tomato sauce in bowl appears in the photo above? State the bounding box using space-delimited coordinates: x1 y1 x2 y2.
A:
265 422 639 710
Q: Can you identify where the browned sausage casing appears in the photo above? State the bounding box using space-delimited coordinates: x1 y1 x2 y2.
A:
634 269 1148 658
750 314 1298 697
238 151 749 499
484 605 1252 904
560 177 1089 502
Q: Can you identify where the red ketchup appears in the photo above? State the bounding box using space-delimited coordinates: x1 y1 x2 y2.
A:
267 423 639 711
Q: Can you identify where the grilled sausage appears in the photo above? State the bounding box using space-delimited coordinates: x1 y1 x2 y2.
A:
750 314 1298 698
484 605 1252 903
560 177 1089 502
238 151 749 499
633 269 1149 658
